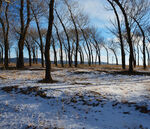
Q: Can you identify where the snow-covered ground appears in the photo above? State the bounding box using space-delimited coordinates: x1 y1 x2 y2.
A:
0 68 150 129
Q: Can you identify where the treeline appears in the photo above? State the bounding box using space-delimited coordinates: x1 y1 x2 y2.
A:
0 0 150 81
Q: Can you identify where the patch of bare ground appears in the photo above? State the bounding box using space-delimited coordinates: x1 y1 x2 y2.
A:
70 82 92 85
38 79 59 83
25 124 64 129
112 100 150 114
0 76 6 79
1 86 54 99
135 105 150 114
95 69 150 76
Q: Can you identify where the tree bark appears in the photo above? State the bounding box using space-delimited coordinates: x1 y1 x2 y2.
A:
64 0 79 67
107 0 125 69
55 9 72 67
146 46 150 66
54 24 64 67
17 0 31 69
44 0 54 82
114 0 134 73
52 36 57 66
132 17 146 69
31 7 44 67
0 2 9 69
103 45 109 64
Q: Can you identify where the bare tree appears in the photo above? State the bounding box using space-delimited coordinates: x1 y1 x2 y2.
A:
130 0 150 69
55 8 72 67
52 35 57 66
17 0 31 68
106 0 125 69
54 23 64 67
113 0 134 72
31 0 46 67
64 0 79 67
0 1 10 69
44 0 54 82
108 40 119 65
103 43 109 65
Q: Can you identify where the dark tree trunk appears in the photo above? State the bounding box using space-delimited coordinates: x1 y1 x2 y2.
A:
64 0 79 67
44 0 54 82
55 9 71 67
112 49 118 65
146 46 150 66
52 36 57 66
17 38 24 68
17 0 31 69
0 46 3 64
132 17 146 69
83 43 90 65
107 0 125 69
79 47 83 64
89 44 94 65
65 50 68 65
40 47 44 67
28 48 32 66
32 7 44 67
104 46 109 64
0 3 9 69
93 40 101 65
29 50 31 66
54 24 64 67
32 47 36 64
95 52 98 65
80 28 91 66
80 47 84 64
36 46 38 64
25 41 31 66
114 0 134 73
98 47 101 65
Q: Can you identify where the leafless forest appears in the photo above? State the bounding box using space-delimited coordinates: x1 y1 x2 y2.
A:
0 0 150 129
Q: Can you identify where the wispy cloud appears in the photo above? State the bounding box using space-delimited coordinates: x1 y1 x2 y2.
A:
78 0 115 29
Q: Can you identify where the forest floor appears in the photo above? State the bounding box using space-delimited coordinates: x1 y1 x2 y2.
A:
0 65 150 129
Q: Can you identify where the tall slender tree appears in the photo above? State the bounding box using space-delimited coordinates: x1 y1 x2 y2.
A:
17 0 31 68
44 0 54 82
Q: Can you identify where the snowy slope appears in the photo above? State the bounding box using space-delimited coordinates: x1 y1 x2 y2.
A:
0 68 150 129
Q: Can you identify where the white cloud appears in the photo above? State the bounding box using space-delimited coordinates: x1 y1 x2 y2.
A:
78 0 115 28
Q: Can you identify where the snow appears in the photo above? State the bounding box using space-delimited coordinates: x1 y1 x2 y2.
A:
0 68 150 129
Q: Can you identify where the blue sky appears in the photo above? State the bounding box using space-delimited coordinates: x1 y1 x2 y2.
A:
10 0 121 64
10 0 138 65
78 0 115 37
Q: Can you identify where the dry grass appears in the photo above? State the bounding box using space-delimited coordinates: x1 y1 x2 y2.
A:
1 63 150 74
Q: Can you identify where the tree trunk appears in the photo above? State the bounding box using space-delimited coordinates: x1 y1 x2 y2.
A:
0 3 9 69
32 47 36 64
104 46 109 64
113 49 118 65
40 47 44 67
55 9 71 67
64 0 79 67
44 0 54 82
107 0 125 69
98 47 101 65
17 0 31 69
54 24 64 67
132 17 146 69
0 45 3 64
114 0 134 72
17 39 24 68
36 46 38 64
32 7 44 67
27 47 31 66
52 36 57 66
146 46 150 66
